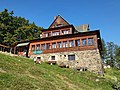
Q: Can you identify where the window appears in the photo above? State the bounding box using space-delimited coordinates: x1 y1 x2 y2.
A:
57 24 63 27
46 43 50 49
51 56 55 60
63 41 68 47
52 32 55 36
69 40 74 47
48 32 51 37
36 44 40 50
32 45 35 51
54 24 63 27
68 55 75 60
44 33 48 37
75 39 80 46
56 32 60 35
52 32 60 36
41 44 45 50
88 38 94 45
62 30 70 34
57 42 62 48
52 43 56 49
82 39 87 46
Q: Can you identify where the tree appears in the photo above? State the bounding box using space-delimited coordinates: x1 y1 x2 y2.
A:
106 42 117 67
114 46 120 68
0 9 43 46
14 23 42 41
101 38 107 62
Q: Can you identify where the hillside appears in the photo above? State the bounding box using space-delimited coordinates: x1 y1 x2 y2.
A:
0 52 120 90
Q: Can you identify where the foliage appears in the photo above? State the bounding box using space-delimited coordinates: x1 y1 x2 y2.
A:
101 39 120 68
1 53 120 90
104 68 120 90
114 46 120 69
106 42 118 67
101 38 107 61
0 9 43 46
112 82 120 90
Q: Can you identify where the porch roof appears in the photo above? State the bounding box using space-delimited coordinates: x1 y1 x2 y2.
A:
16 42 29 47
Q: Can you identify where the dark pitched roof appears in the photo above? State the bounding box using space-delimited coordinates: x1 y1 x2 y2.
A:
48 15 70 29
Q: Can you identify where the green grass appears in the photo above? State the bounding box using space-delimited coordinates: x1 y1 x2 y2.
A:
0 53 120 90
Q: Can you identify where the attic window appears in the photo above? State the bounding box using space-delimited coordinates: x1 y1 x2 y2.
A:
57 24 63 27
54 24 63 28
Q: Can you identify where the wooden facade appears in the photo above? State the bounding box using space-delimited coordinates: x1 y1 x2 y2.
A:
15 15 104 75
28 30 101 56
16 15 102 61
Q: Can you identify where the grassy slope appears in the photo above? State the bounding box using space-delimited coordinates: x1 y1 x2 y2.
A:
0 53 120 90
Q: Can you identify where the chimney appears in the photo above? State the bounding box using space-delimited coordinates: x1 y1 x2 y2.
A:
54 16 57 20
82 24 89 31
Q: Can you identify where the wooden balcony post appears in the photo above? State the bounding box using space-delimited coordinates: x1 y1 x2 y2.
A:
50 43 52 49
80 39 82 46
56 42 58 48
86 38 88 46
70 28 72 34
51 31 52 36
60 30 62 35
40 43 41 50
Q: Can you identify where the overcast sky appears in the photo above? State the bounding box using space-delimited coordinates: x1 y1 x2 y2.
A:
0 0 120 45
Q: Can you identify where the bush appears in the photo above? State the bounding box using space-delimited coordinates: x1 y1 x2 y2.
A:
112 82 120 90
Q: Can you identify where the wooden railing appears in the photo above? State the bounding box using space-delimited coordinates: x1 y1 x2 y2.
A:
30 45 97 54
45 46 96 54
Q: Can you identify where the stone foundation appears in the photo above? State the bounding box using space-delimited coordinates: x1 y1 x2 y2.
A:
30 49 104 75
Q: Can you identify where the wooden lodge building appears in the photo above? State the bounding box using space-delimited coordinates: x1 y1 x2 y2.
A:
15 15 103 75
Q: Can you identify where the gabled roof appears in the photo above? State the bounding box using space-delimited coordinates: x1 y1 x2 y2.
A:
48 15 70 29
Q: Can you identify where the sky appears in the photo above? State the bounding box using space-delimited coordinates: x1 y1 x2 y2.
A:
0 0 120 45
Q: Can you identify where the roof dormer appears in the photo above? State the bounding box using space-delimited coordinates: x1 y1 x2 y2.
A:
41 15 75 38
